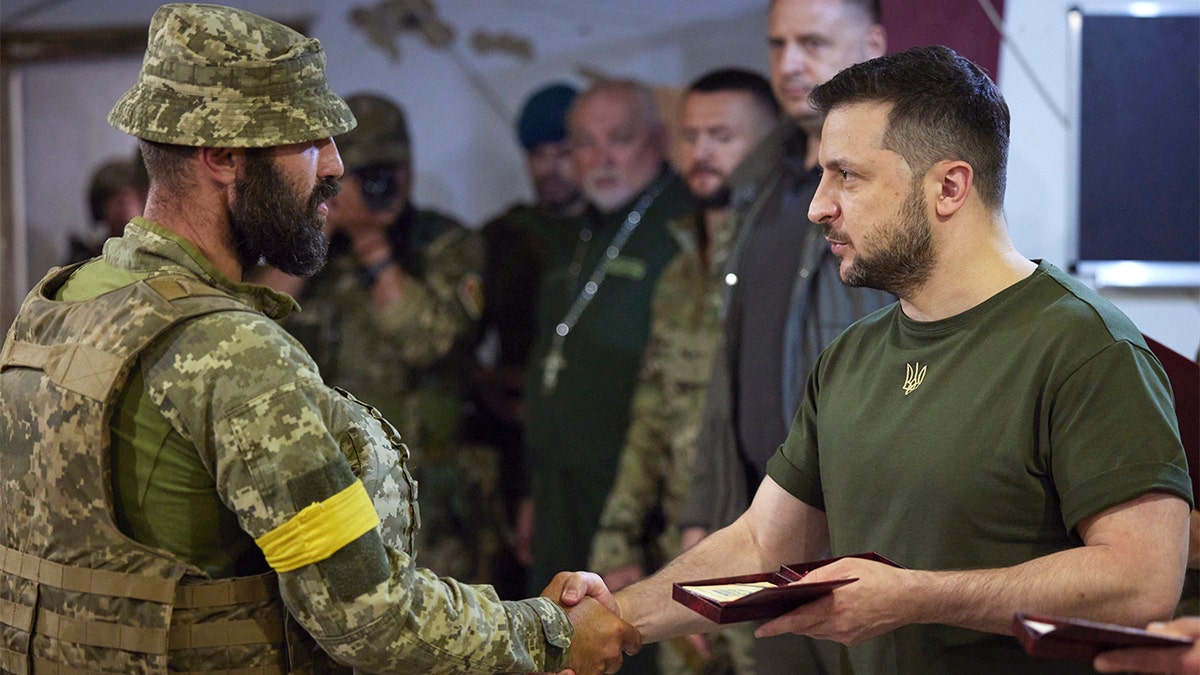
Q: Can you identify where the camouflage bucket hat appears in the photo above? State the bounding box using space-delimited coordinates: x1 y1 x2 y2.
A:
108 3 356 147
337 93 411 174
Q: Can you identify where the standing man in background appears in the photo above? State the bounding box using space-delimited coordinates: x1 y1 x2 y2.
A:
468 82 587 598
522 78 691 673
522 77 689 593
66 152 148 264
256 92 501 585
678 1 893 669
588 68 781 675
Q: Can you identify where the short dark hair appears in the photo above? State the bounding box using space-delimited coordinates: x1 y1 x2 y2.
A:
138 139 195 193
845 0 881 23
810 45 1010 209
769 0 881 24
686 68 781 117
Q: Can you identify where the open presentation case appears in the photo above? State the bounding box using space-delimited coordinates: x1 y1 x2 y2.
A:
672 552 900 624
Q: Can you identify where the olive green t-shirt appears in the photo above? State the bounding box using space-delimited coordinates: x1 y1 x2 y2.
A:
767 261 1193 674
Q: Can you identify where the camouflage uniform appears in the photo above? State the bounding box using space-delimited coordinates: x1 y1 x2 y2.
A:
284 208 502 584
0 218 571 673
280 90 496 585
0 5 572 672
588 212 756 675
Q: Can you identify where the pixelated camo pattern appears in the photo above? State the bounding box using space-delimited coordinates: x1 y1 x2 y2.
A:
590 215 728 577
108 3 356 147
588 215 758 675
1 221 571 672
0 266 300 672
285 213 507 585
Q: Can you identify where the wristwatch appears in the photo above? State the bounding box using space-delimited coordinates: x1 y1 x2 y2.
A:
357 257 397 287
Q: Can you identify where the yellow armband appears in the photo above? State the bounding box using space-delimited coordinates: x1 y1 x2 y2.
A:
256 479 380 573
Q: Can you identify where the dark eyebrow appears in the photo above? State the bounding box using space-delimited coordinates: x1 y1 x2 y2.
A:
819 156 844 172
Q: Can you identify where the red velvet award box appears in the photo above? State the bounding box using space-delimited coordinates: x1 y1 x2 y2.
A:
1012 612 1195 662
672 552 900 624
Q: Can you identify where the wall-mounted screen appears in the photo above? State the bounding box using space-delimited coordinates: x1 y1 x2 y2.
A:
1068 1 1199 288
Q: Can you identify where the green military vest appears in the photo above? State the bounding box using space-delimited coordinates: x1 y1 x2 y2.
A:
0 267 327 673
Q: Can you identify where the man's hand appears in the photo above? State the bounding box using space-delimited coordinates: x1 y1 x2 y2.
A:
541 572 641 675
545 571 620 615
514 498 535 567
471 366 525 425
754 557 912 645
1093 617 1200 674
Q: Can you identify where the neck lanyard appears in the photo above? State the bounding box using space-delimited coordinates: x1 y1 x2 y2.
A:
541 176 668 393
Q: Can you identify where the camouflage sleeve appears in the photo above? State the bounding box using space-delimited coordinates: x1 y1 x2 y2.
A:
144 311 571 673
373 226 484 368
588 372 667 574
677 337 735 533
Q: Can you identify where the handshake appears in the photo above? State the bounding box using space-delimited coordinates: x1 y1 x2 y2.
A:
538 571 642 675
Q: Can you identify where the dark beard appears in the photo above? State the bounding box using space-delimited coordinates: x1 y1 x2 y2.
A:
839 182 935 296
230 152 339 277
688 183 731 210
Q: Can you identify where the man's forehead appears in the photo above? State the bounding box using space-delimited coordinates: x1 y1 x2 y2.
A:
820 101 891 157
572 97 642 133
682 91 751 120
685 88 755 108
827 100 888 131
769 0 853 34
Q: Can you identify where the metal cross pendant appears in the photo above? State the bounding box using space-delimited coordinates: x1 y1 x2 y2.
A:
541 344 566 393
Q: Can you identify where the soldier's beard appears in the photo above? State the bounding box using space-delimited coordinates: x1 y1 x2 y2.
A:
230 152 339 277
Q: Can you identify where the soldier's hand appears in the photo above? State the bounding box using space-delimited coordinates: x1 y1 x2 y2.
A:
540 572 640 675
514 499 535 567
560 596 641 675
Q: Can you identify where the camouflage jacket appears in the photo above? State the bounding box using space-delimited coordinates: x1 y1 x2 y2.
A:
0 220 571 674
284 207 502 584
284 205 484 451
588 211 734 574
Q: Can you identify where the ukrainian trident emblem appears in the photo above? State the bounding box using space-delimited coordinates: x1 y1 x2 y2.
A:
903 362 927 395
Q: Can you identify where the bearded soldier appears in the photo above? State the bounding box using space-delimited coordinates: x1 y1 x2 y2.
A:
0 4 636 673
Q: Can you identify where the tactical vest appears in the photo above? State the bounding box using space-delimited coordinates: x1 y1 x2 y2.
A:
0 268 328 674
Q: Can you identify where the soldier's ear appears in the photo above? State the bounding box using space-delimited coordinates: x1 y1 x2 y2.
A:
197 146 240 188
